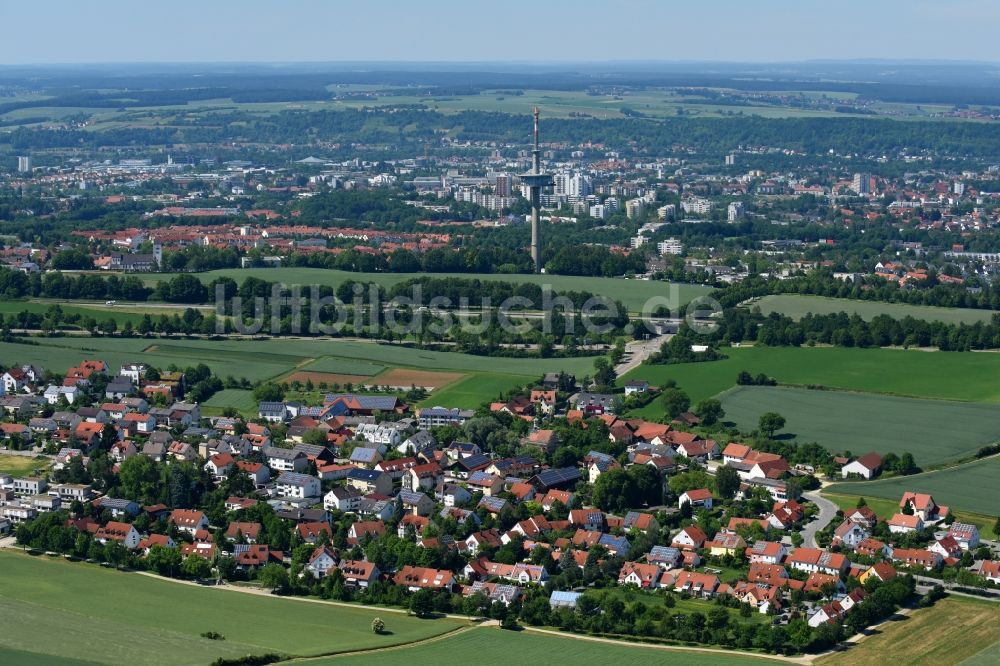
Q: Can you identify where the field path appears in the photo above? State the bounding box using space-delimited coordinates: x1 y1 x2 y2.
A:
286 624 486 662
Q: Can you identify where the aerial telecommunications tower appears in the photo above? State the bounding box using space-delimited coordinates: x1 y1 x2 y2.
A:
519 107 553 273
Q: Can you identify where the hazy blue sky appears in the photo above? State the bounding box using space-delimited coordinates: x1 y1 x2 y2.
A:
2 0 998 64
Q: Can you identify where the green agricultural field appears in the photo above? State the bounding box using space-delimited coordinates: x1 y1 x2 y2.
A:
416 372 528 409
622 346 1000 415
752 294 995 325
302 356 386 375
825 455 1000 518
0 300 148 328
0 454 51 476
0 647 97 666
0 551 465 666
817 597 999 666
823 492 999 539
320 625 779 666
717 385 1000 465
0 338 293 383
139 267 712 313
126 337 599 377
200 389 257 416
0 335 595 412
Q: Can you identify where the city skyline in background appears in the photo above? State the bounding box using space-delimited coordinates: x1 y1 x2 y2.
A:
2 0 999 65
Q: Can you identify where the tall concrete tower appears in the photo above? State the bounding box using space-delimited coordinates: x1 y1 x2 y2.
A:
519 108 553 273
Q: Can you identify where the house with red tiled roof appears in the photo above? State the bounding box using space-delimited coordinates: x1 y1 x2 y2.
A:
928 535 963 560
845 506 878 529
891 548 942 570
225 521 262 543
169 509 208 535
619 561 663 589
623 511 659 534
899 492 948 522
523 429 558 454
747 562 795 588
508 515 552 542
539 489 573 510
856 538 892 559
841 452 883 479
569 509 606 532
832 519 870 549
404 462 442 492
675 439 719 460
678 488 713 509
979 560 1000 585
205 452 235 479
746 540 786 565
305 545 339 578
671 525 707 550
508 482 536 503
234 544 283 570
338 559 380 588
347 521 385 545
722 442 752 464
671 571 720 598
137 533 175 554
786 548 848 576
296 521 332 544
464 529 502 556
887 513 924 534
394 565 455 591
727 580 782 613
94 521 140 549
529 390 557 415
859 562 897 585
804 572 843 594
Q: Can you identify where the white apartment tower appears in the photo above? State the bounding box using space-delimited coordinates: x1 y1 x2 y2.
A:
727 201 745 222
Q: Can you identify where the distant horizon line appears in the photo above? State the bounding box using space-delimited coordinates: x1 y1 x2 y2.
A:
2 57 1000 69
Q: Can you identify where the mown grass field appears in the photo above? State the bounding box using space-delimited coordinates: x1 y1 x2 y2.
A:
416 372 528 409
717 385 1000 465
825 455 1000 518
817 597 1000 666
200 389 257 417
823 492 1000 539
752 294 996 325
0 551 465 666
0 454 51 476
622 346 1000 414
320 625 780 666
962 641 1000 665
138 267 711 313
